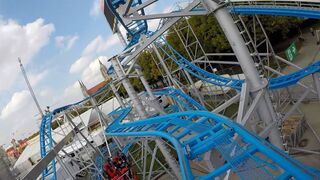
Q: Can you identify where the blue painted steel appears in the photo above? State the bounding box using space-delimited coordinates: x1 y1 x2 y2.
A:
95 155 103 180
39 113 57 180
230 7 320 19
106 111 319 179
155 39 244 90
156 38 320 90
39 82 113 180
41 1 320 179
270 61 320 89
151 87 206 111
104 0 148 49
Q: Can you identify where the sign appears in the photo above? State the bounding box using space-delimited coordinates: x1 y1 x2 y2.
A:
285 43 297 61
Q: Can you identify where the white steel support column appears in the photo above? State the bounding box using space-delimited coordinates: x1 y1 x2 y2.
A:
202 0 283 148
110 56 149 119
79 81 113 157
134 64 156 99
111 57 181 179
99 61 126 107
184 70 206 107
152 44 183 90
135 64 165 114
312 72 320 100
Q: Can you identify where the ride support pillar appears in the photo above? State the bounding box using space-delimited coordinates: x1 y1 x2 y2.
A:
313 72 320 100
110 56 149 119
202 0 283 149
99 60 127 107
152 44 184 90
134 64 165 114
78 81 113 157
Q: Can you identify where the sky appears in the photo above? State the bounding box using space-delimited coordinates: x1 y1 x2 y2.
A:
0 0 176 148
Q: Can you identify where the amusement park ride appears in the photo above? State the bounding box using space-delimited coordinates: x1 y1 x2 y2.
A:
22 0 320 180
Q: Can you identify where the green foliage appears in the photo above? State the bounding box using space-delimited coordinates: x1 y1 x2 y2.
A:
27 131 39 140
242 15 303 44
123 15 305 89
188 16 231 53
137 51 162 84
52 119 64 130
165 15 304 56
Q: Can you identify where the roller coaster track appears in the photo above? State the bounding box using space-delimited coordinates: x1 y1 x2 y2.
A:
151 87 206 111
40 0 320 179
39 82 113 180
106 110 320 179
100 0 320 179
228 0 320 19
156 38 320 90
104 0 320 90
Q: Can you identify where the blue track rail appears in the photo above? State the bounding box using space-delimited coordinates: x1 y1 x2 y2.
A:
152 87 206 111
104 0 148 49
156 38 320 90
40 1 320 179
106 111 319 179
40 113 56 180
39 82 113 180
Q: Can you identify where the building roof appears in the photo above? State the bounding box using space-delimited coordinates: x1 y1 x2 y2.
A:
87 80 108 95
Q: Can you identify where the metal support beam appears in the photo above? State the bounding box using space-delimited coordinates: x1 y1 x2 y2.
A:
135 64 165 114
184 70 206 107
111 56 149 119
126 11 207 21
152 44 184 90
264 65 318 94
212 93 240 113
236 82 249 124
99 60 127 107
289 147 320 155
202 0 283 148
22 127 75 180
78 81 112 157
283 89 310 121
122 0 201 66
241 89 264 126
312 72 320 100
155 139 181 179
125 0 157 15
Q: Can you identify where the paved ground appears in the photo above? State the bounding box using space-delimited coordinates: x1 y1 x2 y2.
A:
280 26 320 169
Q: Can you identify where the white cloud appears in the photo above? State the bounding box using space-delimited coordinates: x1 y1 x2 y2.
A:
28 70 49 86
82 35 119 55
69 56 92 74
148 19 161 31
55 35 79 51
90 0 102 17
66 34 119 109
57 56 110 109
0 18 55 92
55 82 83 107
69 34 120 75
0 90 40 145
81 56 109 87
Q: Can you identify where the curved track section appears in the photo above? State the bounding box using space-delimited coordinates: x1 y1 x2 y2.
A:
152 87 206 111
104 0 148 49
40 113 56 180
106 111 319 179
39 82 112 180
104 0 320 90
156 39 320 90
228 0 320 19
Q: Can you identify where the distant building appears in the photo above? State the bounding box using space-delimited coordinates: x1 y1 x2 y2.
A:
6 139 29 159
87 80 109 95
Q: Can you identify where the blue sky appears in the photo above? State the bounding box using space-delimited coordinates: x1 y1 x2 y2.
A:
0 0 124 147
0 0 174 147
